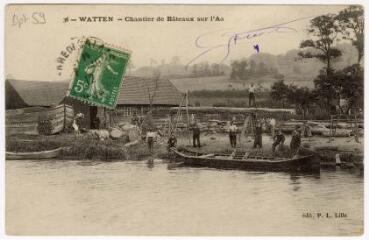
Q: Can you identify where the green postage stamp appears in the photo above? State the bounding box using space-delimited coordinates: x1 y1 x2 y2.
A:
68 38 131 109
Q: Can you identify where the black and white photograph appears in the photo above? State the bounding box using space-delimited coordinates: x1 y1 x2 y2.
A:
3 3 366 237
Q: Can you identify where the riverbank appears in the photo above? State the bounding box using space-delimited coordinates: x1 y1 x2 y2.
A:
7 131 363 168
6 133 168 161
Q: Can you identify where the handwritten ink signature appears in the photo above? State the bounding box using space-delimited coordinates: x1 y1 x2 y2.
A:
187 17 312 66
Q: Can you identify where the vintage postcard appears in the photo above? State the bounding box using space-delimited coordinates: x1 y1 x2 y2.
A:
4 3 365 237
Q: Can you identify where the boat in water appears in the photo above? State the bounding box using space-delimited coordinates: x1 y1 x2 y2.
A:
170 148 320 172
6 147 63 160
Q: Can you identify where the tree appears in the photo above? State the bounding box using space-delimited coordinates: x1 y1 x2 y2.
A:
333 64 363 112
299 14 342 76
249 60 256 75
286 85 316 119
270 80 289 107
313 69 339 110
299 14 342 112
257 62 268 76
336 6 364 64
230 59 248 80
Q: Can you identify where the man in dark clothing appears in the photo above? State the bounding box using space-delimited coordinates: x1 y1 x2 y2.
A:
92 117 100 129
290 126 302 155
253 122 263 148
192 121 201 148
167 133 177 150
131 112 139 125
272 129 285 152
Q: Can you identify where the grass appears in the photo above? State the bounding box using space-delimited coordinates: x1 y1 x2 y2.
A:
62 137 128 160
7 139 60 152
7 132 169 161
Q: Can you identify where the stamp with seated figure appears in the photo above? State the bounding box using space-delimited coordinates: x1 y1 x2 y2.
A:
67 37 131 108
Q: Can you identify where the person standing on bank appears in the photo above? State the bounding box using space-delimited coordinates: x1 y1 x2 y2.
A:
253 122 263 148
146 128 156 154
191 120 201 148
290 126 302 156
229 121 238 148
249 83 256 107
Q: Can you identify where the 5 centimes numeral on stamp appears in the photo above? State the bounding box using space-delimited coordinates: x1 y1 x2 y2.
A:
68 38 131 109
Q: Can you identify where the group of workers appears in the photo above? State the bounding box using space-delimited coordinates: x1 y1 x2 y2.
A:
137 110 304 156
225 120 302 155
143 118 304 156
164 117 303 156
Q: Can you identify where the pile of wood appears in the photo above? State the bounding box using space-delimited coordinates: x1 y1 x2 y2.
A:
280 120 363 137
6 105 74 136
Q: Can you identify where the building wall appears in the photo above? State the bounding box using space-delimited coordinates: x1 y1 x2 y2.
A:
108 105 174 126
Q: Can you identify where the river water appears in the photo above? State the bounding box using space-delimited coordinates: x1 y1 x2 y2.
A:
6 159 363 236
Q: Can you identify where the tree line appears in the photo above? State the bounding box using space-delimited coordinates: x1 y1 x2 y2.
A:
271 6 363 118
230 59 283 80
190 62 228 77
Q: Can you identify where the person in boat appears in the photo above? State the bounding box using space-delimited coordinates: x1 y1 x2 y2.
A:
272 129 285 152
167 133 177 150
301 121 312 138
191 120 201 148
228 121 238 148
253 122 263 149
268 117 277 138
290 126 302 155
146 128 157 154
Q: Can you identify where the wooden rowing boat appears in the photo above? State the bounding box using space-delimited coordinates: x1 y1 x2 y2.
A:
6 147 62 160
170 148 320 172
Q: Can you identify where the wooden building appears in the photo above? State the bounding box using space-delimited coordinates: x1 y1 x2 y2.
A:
6 76 183 129
110 76 183 124
6 79 92 129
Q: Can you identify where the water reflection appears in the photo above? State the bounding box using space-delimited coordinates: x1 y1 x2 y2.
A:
6 160 363 236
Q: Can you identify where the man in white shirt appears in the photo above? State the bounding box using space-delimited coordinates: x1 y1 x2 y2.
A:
269 117 276 138
146 128 156 154
228 121 238 148
249 83 256 107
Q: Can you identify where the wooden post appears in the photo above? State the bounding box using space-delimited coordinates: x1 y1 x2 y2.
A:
185 91 191 145
354 111 359 143
63 102 67 132
329 115 334 142
104 108 107 128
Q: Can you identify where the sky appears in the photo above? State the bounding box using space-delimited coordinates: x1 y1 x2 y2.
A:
5 4 347 81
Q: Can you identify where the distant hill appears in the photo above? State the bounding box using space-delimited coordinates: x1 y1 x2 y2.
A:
135 43 358 91
246 43 358 87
